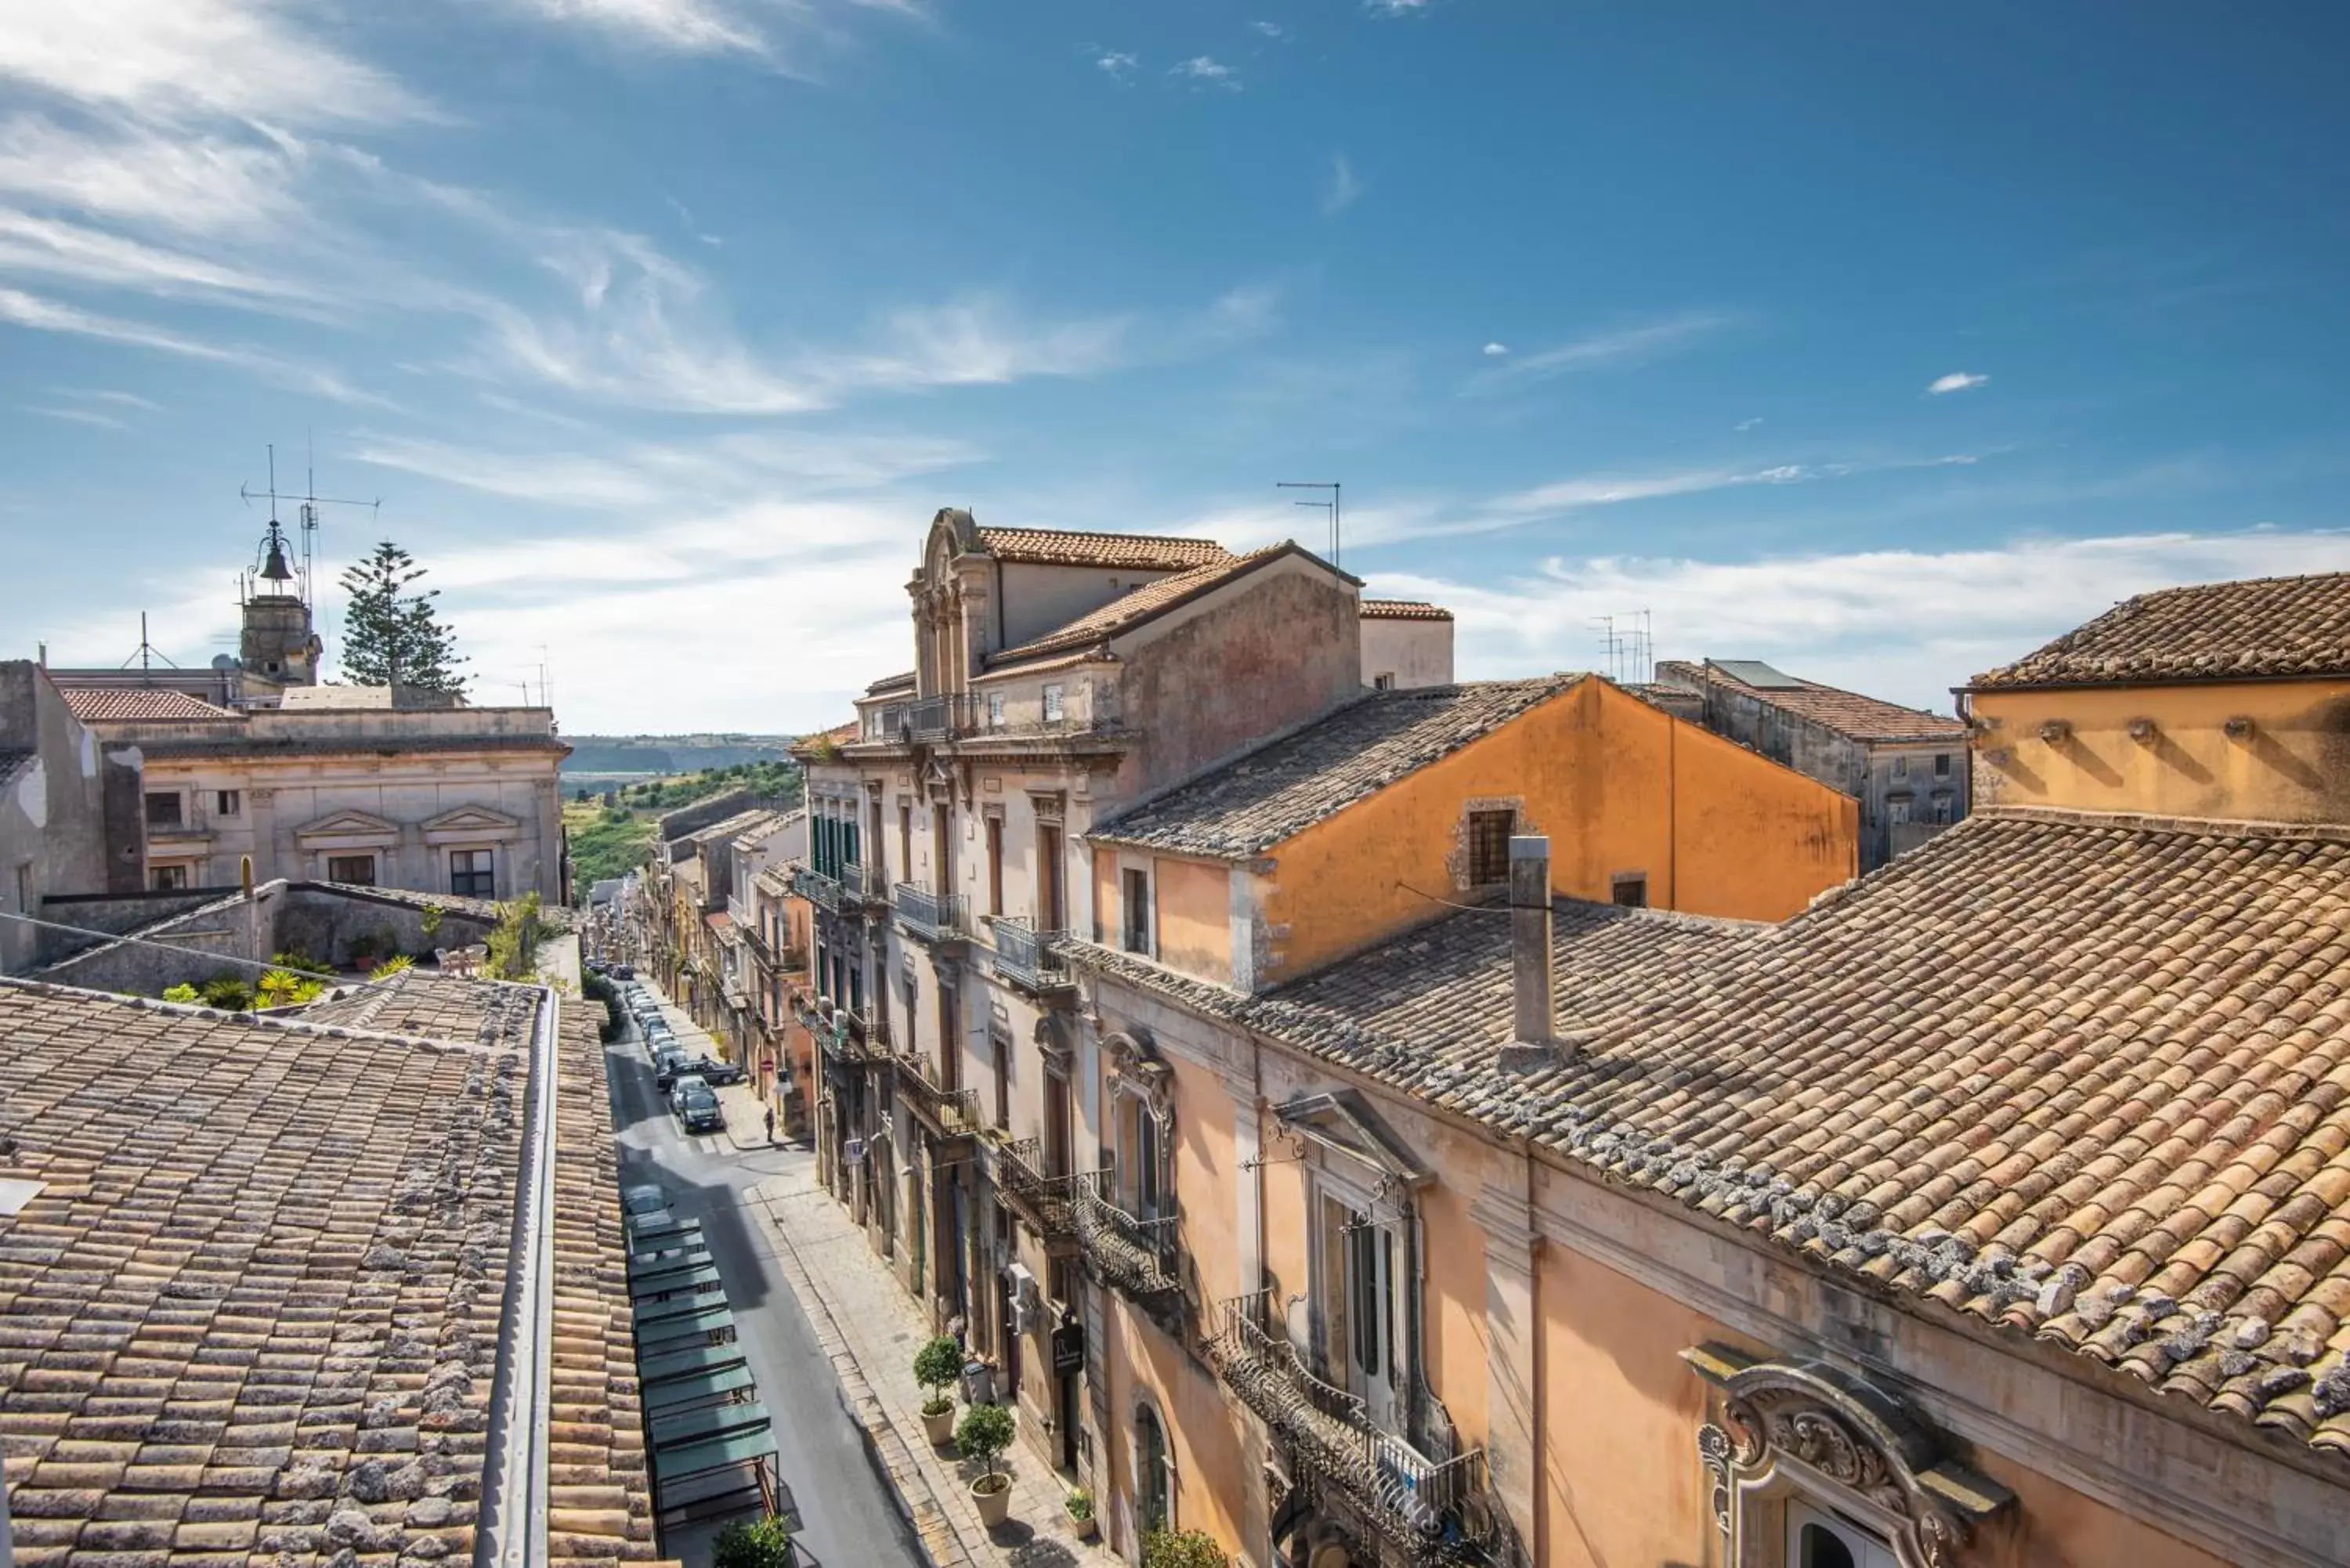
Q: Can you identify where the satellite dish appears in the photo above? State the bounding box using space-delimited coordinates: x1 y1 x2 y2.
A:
212 654 237 671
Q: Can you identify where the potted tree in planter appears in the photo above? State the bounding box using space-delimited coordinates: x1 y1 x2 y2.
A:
711 1514 794 1568
913 1335 964 1447
956 1400 1017 1528
1064 1487 1096 1541
1142 1528 1229 1568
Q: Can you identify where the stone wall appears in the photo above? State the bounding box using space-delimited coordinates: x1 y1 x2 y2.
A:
32 887 233 965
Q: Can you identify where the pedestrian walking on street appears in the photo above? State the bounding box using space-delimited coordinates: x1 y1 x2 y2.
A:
764 1106 776 1145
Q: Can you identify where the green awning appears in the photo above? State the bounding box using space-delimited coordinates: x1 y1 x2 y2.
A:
638 1341 749 1387
630 1264 724 1302
643 1364 757 1414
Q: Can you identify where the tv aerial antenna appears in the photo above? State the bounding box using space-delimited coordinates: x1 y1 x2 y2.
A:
1277 481 1342 571
240 439 381 608
118 612 178 674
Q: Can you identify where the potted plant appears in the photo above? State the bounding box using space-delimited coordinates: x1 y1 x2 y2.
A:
913 1335 964 1446
1065 1487 1096 1541
711 1513 794 1567
1142 1528 1229 1568
956 1400 1017 1528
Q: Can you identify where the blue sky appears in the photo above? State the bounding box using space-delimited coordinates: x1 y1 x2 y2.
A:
3 2 2347 732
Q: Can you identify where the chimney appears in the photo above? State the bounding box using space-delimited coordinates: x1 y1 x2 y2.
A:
1499 835 1561 1074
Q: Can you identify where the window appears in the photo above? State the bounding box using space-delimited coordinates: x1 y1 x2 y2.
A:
1121 868 1150 954
151 864 188 891
985 817 1004 917
144 791 182 828
987 692 1006 730
1611 873 1647 908
327 854 378 886
1135 1404 1171 1533
450 848 495 897
13 862 28 913
1466 808 1515 884
1787 1502 1896 1568
1888 798 1913 826
215 790 241 817
1372 672 1397 691
1036 819 1065 930
1930 792 1954 825
991 1025 1011 1129
1933 752 1951 778
1042 683 1065 724
1893 754 1908 779
898 803 913 884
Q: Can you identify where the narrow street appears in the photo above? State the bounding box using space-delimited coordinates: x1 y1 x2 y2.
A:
606 983 925 1568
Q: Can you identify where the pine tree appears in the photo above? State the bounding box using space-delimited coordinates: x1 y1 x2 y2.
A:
338 540 466 691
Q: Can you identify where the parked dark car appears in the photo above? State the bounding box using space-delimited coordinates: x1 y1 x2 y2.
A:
653 1049 692 1090
676 1055 746 1087
671 1079 723 1133
613 964 634 980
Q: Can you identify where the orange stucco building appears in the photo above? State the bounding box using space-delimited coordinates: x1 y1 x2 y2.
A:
1056 569 2350 1568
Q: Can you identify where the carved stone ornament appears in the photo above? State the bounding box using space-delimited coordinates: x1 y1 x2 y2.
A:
1100 1029 1173 1122
1691 1356 2008 1568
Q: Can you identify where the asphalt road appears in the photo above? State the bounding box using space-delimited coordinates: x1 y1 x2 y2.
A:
606 991 924 1568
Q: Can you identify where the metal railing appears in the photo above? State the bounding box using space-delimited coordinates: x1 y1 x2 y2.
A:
893 883 967 943
986 915 1069 991
1069 1170 1180 1299
997 1139 1078 1240
895 1055 981 1136
838 860 882 903
1207 1292 1489 1553
867 693 1126 746
792 865 844 914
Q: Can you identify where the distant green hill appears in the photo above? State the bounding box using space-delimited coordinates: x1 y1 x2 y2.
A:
561 734 797 776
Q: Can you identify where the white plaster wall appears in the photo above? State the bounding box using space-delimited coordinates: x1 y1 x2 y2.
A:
1361 617 1455 688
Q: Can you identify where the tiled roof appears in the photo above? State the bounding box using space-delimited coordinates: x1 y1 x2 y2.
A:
1969 571 2350 689
974 527 1234 572
1092 677 1578 857
1359 598 1453 621
863 671 916 695
1070 807 2350 1455
1662 660 1966 742
56 687 236 723
686 807 779 848
0 972 660 1563
986 547 1283 669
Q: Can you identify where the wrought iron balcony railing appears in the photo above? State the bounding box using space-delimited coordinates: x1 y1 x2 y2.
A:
792 865 844 914
1069 1171 1180 1300
808 1000 893 1064
986 916 1071 993
867 693 1126 746
839 860 885 904
893 883 967 944
1208 1292 1491 1558
996 1139 1079 1241
894 1055 981 1137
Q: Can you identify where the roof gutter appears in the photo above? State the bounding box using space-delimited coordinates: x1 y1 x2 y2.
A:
472 983 560 1568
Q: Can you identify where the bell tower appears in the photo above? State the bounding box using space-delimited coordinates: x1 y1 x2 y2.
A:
239 518 322 688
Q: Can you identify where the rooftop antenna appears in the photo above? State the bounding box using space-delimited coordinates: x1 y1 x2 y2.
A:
119 612 178 675
1589 615 1620 682
1277 481 1342 570
240 441 381 608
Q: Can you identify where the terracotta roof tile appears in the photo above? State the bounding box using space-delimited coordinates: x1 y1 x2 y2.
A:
1359 598 1453 621
1065 807 2350 1456
1091 677 1579 857
0 972 660 1563
974 527 1233 572
1969 571 2350 689
985 547 1285 669
1660 660 1966 742
56 689 235 723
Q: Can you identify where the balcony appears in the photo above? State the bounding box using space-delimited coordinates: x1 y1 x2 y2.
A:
996 1138 1078 1243
1208 1292 1492 1559
894 1055 981 1140
867 692 1128 746
838 860 884 905
986 916 1072 995
1069 1171 1181 1302
792 865 844 915
808 1002 893 1067
893 883 967 945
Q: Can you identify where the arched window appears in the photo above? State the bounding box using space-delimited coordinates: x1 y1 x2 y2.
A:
1134 1402 1171 1534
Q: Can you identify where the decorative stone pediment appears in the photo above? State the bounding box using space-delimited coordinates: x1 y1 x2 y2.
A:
1684 1346 2012 1568
1101 1028 1173 1122
1273 1090 1432 1194
293 808 400 847
420 804 521 844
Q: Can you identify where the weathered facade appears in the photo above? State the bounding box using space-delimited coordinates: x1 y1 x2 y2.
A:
1358 600 1455 690
1654 658 1970 869
66 688 571 903
0 661 146 974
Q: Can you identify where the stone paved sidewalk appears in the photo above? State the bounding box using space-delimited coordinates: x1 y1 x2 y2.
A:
745 1156 1115 1568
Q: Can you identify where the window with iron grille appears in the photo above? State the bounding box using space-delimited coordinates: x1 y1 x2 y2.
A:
1466 809 1515 884
1611 873 1648 909
144 791 182 828
1934 752 1952 777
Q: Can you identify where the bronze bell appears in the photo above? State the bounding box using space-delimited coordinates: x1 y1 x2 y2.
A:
260 535 294 583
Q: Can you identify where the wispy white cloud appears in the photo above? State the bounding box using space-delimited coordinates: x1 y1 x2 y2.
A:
0 0 429 128
1928 370 1990 395
0 284 385 403
0 205 325 310
1171 56 1241 92
1321 153 1364 217
20 403 125 429
0 115 309 235
60 386 164 411
1734 415 1763 431
488 0 922 71
1094 49 1139 81
1468 311 1733 390
1365 0 1432 14
1481 341 1509 356
1252 20 1286 38
1380 527 2350 712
